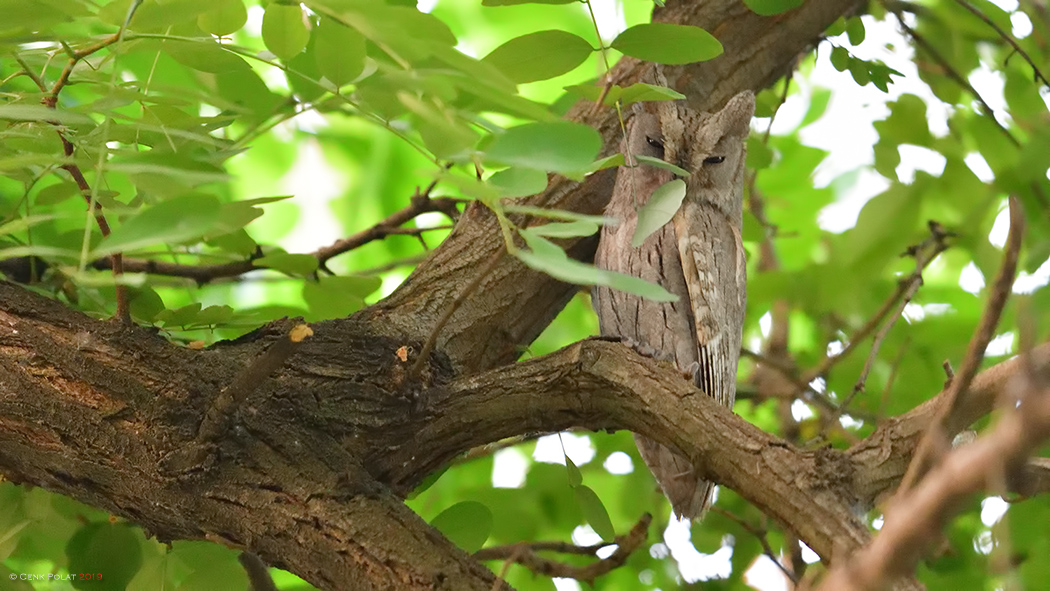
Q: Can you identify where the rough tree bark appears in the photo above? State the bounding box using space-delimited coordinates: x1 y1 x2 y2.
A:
11 0 1039 590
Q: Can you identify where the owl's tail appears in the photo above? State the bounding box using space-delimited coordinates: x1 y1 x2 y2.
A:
633 434 715 521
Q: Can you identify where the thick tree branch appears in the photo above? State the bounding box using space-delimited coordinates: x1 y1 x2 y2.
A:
390 338 873 566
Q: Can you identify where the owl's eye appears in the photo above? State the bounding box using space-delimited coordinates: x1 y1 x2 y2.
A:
703 155 726 164
645 136 664 153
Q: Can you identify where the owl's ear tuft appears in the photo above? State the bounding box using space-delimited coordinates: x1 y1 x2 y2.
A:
714 91 755 138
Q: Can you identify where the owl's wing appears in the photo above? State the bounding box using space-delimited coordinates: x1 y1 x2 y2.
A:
672 202 745 407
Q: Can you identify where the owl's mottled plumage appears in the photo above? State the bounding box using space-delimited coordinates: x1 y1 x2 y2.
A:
592 91 754 520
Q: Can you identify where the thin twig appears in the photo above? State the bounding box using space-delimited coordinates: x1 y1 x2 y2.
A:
819 353 1050 591
878 337 911 416
898 197 1025 494
475 514 651 584
18 36 133 324
888 6 1020 147
94 193 460 283
950 0 1050 88
803 222 950 385
711 507 799 584
840 251 934 413
409 249 504 380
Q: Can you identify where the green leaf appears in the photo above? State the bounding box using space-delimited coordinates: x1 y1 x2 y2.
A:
747 137 773 169
430 501 493 553
483 0 578 4
255 252 320 277
830 46 849 72
848 58 871 86
800 87 832 127
527 220 599 238
0 104 92 125
611 23 723 65
302 275 381 321
67 523 142 591
826 17 847 36
194 305 235 326
486 121 601 174
483 30 594 84
504 205 617 226
108 152 228 186
155 303 203 327
263 2 310 61
846 16 866 45
315 17 366 86
744 0 804 16
515 230 676 301
399 93 478 158
92 193 223 258
631 179 686 247
0 213 74 236
198 0 247 36
574 485 615 541
634 154 691 178
161 39 249 74
210 201 265 236
618 82 686 105
489 167 549 198
128 286 165 323
589 152 624 172
565 456 582 487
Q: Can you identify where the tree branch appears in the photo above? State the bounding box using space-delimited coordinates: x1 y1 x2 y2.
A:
92 191 461 284
898 197 1024 493
821 361 1050 591
474 513 651 583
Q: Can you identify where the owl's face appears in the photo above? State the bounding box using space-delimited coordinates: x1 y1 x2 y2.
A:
622 92 754 217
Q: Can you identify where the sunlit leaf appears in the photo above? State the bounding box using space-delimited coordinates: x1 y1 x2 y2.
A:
262 2 310 61
574 485 615 541
255 252 320 277
483 30 594 84
0 104 92 125
565 455 582 487
92 194 223 258
315 17 366 86
515 229 676 301
611 24 723 64
489 167 549 198
430 502 493 553
67 523 142 590
485 121 601 173
744 0 804 16
198 0 247 36
631 179 686 247
527 220 599 238
504 205 617 226
635 155 690 178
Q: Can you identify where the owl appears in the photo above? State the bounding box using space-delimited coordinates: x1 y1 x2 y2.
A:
592 91 754 519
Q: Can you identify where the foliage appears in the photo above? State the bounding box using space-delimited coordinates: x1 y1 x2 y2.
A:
0 0 1049 590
